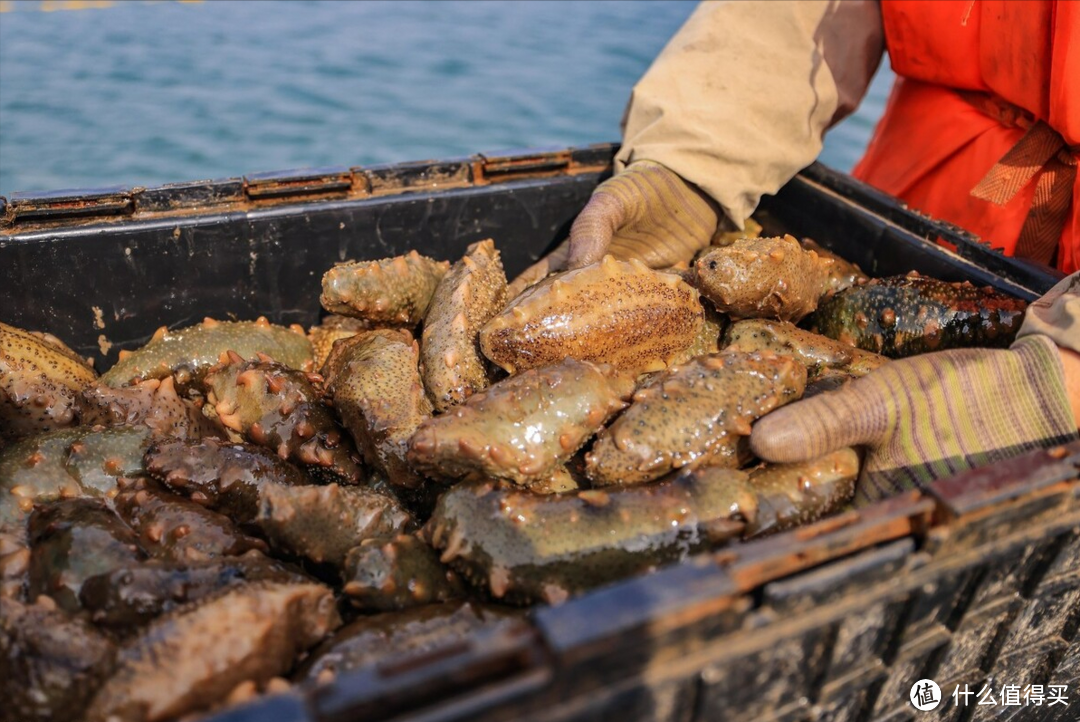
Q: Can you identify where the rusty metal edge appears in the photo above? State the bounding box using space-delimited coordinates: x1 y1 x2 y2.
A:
0 144 618 232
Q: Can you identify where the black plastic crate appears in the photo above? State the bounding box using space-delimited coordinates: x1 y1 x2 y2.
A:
2 145 1075 722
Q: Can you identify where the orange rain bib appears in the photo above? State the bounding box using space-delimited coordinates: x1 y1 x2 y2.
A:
853 0 1079 273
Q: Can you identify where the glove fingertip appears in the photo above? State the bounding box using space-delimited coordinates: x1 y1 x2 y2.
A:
565 236 608 270
749 407 835 463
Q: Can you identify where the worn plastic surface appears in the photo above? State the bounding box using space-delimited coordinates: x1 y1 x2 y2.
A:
1 145 1074 722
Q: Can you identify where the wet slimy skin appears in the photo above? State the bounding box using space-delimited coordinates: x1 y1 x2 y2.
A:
523 464 581 495
743 448 860 536
84 582 340 722
308 315 372 372
480 255 705 376
295 601 522 683
801 370 855 399
148 439 414 569
98 317 313 390
145 438 309 520
668 304 727 367
202 354 363 483
326 330 432 490
78 376 224 441
341 534 464 612
812 273 1028 357
425 450 861 606
722 319 888 380
585 351 806 487
113 478 267 564
694 235 831 322
1 426 151 524
424 470 757 605
799 238 869 298
1 322 98 444
0 426 151 600
712 217 764 247
27 498 146 613
255 482 415 569
420 239 508 413
320 250 450 326
1 595 117 722
79 550 311 630
408 358 635 486
0 425 150 532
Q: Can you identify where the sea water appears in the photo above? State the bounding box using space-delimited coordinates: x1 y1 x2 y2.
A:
0 0 893 197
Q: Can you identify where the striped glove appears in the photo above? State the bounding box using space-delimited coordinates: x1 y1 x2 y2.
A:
508 161 719 297
565 160 720 269
750 335 1080 505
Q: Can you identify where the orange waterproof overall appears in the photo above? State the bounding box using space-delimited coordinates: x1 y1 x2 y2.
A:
853 0 1079 273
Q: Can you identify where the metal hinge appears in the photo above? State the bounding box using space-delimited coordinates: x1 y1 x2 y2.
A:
4 186 135 224
361 158 474 196
243 167 356 201
474 148 572 184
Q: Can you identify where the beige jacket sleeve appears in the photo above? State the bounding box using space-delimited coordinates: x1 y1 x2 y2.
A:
1017 272 1080 354
615 0 885 229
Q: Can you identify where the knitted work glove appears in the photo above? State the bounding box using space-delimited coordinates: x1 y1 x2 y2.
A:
565 160 720 269
750 335 1079 505
507 161 720 297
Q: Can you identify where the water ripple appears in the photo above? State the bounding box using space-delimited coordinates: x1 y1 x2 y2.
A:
0 0 891 196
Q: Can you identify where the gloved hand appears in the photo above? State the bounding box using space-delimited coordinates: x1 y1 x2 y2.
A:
750 334 1080 505
507 161 720 297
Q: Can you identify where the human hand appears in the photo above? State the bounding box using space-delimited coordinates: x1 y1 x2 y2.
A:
749 335 1080 505
507 161 720 297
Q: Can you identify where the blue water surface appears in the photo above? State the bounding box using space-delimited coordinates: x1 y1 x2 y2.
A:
0 0 893 197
